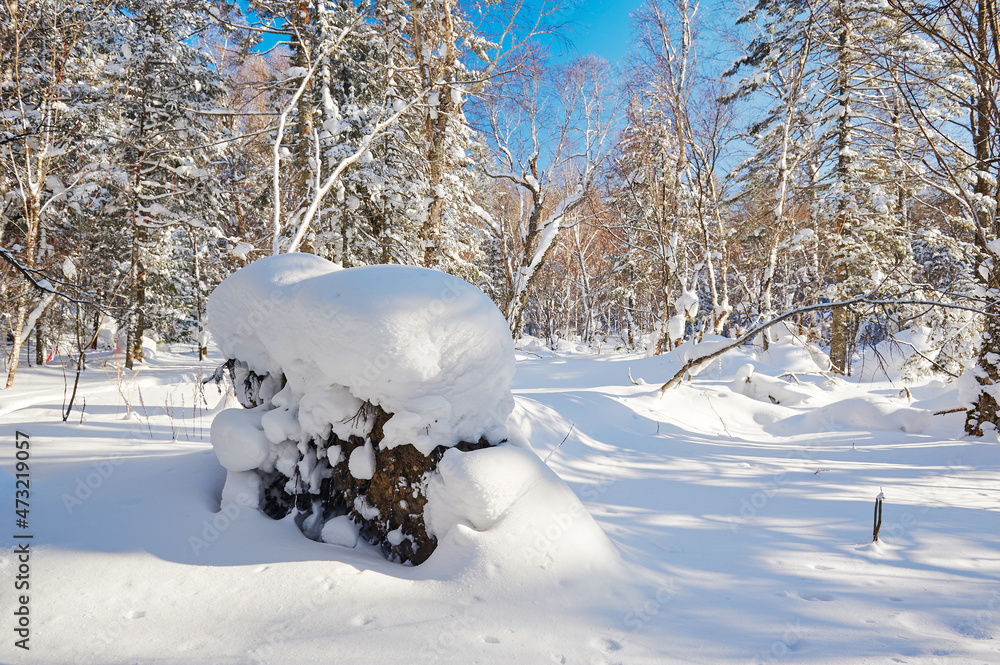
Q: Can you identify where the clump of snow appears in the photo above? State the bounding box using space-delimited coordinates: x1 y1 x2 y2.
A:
348 440 375 480
666 314 685 341
207 253 515 454
230 242 253 259
425 446 538 536
93 318 120 350
667 336 744 377
140 334 159 360
321 515 359 547
210 407 270 472
61 256 78 279
220 470 260 510
758 326 830 372
800 396 933 434
676 289 699 317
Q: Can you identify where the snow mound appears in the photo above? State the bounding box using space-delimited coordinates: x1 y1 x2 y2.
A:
730 363 817 406
758 327 830 372
424 445 623 575
207 253 515 454
425 445 539 536
799 396 933 434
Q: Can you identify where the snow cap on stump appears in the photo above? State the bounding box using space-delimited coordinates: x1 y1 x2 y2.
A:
207 253 515 455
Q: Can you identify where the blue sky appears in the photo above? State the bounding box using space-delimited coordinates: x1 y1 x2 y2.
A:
552 0 738 74
248 0 652 66
560 0 646 64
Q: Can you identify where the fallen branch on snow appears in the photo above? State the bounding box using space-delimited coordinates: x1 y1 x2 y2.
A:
933 407 966 416
658 292 996 395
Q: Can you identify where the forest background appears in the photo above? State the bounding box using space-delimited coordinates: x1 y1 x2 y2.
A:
4 0 1000 436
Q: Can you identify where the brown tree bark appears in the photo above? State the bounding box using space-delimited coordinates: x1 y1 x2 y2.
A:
965 0 1000 435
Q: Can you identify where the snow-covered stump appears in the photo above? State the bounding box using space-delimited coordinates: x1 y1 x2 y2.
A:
207 254 514 564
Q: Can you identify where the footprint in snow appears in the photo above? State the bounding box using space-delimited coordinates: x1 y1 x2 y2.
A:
590 637 622 652
482 636 500 644
799 592 835 602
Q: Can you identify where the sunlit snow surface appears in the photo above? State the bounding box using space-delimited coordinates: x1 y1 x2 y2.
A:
1 333 998 664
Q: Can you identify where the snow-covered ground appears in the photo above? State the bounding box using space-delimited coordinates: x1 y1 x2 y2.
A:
1 335 998 664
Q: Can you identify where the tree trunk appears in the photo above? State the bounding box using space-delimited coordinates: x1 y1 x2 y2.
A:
4 200 40 389
965 0 1000 435
829 0 854 375
127 221 147 369
416 0 457 268
192 231 207 361
35 314 44 365
294 0 314 225
829 270 852 375
572 225 595 342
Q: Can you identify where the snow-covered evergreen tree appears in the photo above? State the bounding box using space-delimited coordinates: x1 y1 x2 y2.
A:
728 0 918 373
1 0 118 386
85 0 227 366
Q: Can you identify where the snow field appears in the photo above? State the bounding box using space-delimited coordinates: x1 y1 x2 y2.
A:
0 331 996 664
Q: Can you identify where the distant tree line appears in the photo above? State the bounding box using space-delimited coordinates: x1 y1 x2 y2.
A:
3 0 1000 435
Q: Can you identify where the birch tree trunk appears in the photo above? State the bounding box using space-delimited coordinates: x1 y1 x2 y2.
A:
828 0 855 375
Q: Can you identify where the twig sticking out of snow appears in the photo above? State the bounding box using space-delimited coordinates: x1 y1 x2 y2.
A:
203 359 233 386
543 424 576 464
873 489 884 542
703 394 732 438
